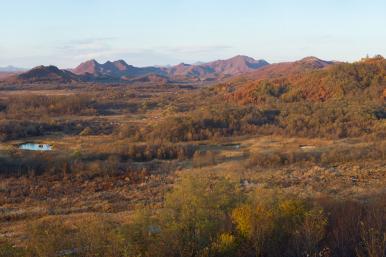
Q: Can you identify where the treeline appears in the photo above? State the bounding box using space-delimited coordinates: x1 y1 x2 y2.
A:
132 99 384 143
0 119 115 142
143 106 279 142
2 172 385 257
0 92 153 141
4 99 382 143
0 142 199 176
0 120 51 141
118 143 198 161
3 95 96 118
247 142 386 168
0 90 158 120
277 100 384 139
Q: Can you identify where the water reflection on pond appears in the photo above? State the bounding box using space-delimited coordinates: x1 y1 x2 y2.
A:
19 143 52 151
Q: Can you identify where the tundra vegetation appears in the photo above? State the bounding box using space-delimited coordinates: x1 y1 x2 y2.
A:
0 56 385 256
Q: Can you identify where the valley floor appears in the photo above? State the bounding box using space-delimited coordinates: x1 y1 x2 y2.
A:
1 135 385 245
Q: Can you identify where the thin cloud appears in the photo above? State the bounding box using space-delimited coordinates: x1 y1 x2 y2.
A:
57 37 114 57
54 40 234 67
160 45 233 54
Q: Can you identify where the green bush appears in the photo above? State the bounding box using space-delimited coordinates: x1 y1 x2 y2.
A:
0 241 25 257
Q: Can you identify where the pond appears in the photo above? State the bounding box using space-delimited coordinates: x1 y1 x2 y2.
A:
19 143 52 151
299 145 316 150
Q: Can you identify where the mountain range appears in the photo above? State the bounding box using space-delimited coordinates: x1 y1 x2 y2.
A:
72 59 167 80
71 55 269 82
0 55 336 84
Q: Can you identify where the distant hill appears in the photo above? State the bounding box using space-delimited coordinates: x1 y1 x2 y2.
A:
126 73 170 84
238 56 335 81
206 55 269 74
166 55 269 81
166 63 215 80
5 65 81 83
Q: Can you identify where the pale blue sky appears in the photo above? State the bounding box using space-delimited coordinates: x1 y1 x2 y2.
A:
1 0 385 68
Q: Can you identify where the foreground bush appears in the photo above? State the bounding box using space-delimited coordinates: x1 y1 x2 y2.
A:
232 197 327 257
0 241 25 257
14 172 386 257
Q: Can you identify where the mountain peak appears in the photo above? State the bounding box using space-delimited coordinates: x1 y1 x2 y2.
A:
73 59 102 75
84 59 100 65
30 65 61 72
230 55 256 61
112 60 131 70
204 55 269 75
114 59 128 64
296 56 333 68
300 56 321 62
177 63 191 67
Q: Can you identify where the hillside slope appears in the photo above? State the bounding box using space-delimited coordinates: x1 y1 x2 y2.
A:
221 56 385 104
5 65 81 83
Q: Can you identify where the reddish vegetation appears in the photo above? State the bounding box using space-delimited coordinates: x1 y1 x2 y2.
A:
221 56 385 104
0 54 384 256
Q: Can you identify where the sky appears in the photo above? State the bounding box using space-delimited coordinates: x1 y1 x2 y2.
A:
0 0 385 68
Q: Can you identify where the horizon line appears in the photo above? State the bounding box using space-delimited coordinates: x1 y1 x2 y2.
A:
1 54 383 71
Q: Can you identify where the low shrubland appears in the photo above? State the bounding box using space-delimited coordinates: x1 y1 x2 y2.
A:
246 142 386 168
3 171 384 257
